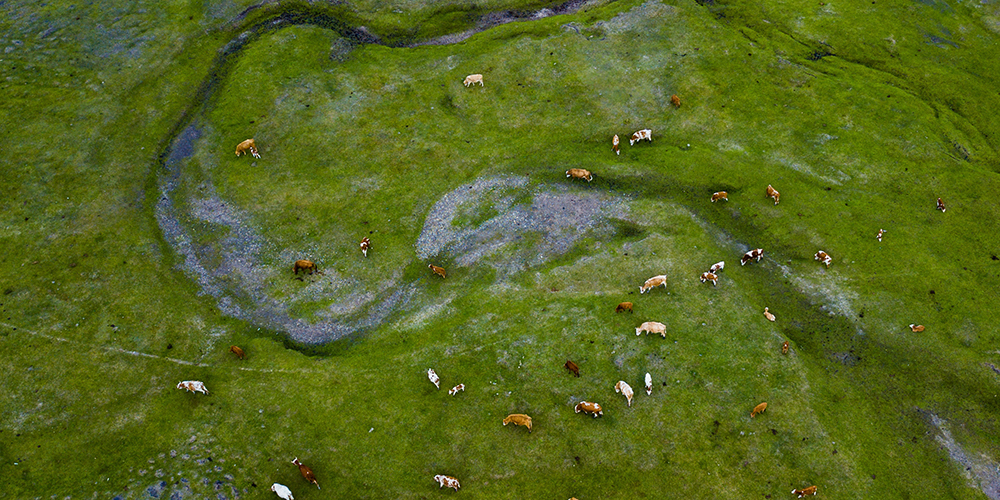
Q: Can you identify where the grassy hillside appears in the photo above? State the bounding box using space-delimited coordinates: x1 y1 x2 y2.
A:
2 0 1000 498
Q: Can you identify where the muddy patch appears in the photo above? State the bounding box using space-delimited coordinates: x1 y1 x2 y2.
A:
925 411 1000 499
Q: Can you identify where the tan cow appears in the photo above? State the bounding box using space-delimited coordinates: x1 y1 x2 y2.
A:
566 168 593 182
937 197 946 212
700 272 718 286
766 184 780 205
293 259 317 275
615 301 633 313
427 368 440 389
792 485 818 497
909 324 925 332
360 237 370 257
229 345 245 360
503 413 532 432
235 138 260 159
764 307 776 322
434 474 461 491
177 380 208 395
564 360 580 377
711 191 728 202
428 264 446 278
612 134 620 155
645 372 652 396
751 401 767 418
449 383 465 396
814 250 832 268
615 380 634 407
292 458 320 489
575 401 603 417
630 129 652 145
635 321 667 338
741 248 763 266
463 74 483 87
640 274 667 294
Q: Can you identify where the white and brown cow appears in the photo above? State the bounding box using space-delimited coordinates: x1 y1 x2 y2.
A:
566 168 593 182
640 274 667 294
876 228 885 242
449 384 465 396
177 380 208 395
360 237 370 257
645 372 653 396
463 74 483 87
814 250 832 268
700 272 718 286
763 307 776 322
635 321 667 338
427 368 440 389
434 474 461 491
766 184 780 205
937 197 946 212
612 134 620 155
575 401 603 417
615 380 634 407
741 248 763 266
630 129 652 145
711 191 728 202
710 261 725 274
792 485 818 497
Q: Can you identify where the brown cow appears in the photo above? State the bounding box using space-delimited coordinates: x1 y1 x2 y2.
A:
766 184 780 205
566 168 594 182
235 138 260 159
428 264 446 278
292 458 320 489
670 94 681 108
564 360 580 377
293 259 317 275
503 413 532 432
616 301 633 313
711 191 728 202
909 324 925 332
751 401 767 418
229 345 245 360
575 401 603 417
792 485 818 497
937 197 946 212
782 341 789 354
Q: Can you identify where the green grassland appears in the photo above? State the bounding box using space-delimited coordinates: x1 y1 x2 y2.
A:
3 0 1000 498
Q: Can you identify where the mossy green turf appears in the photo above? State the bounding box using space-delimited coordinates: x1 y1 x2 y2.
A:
3 0 1000 498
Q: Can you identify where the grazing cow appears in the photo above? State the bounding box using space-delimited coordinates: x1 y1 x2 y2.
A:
751 401 767 418
566 168 593 182
640 274 667 294
612 134 620 155
645 372 652 396
292 458 320 489
502 414 532 432
463 74 483 87
741 248 763 266
670 94 681 108
229 345 245 360
271 483 294 500
782 341 789 354
814 250 832 268
764 307 776 322
937 197 946 212
434 474 461 491
615 380 634 407
293 259 317 275
564 360 580 377
360 237 370 257
616 301 633 313
449 384 465 396
635 321 667 338
710 261 725 274
428 264 446 278
575 401 603 417
176 380 208 395
909 324 925 332
877 228 885 242
427 368 440 389
700 272 718 286
711 191 728 202
235 138 260 159
766 184 780 205
792 485 818 497
630 129 652 146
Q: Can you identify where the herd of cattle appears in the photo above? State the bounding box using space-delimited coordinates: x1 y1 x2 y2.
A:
172 71 964 498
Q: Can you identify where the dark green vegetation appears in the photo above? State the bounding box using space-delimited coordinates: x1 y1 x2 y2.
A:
3 0 1000 498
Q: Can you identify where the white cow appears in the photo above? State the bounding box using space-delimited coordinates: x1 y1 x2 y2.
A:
635 321 667 338
427 368 440 389
176 381 208 395
645 372 653 396
271 483 294 500
615 380 634 407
